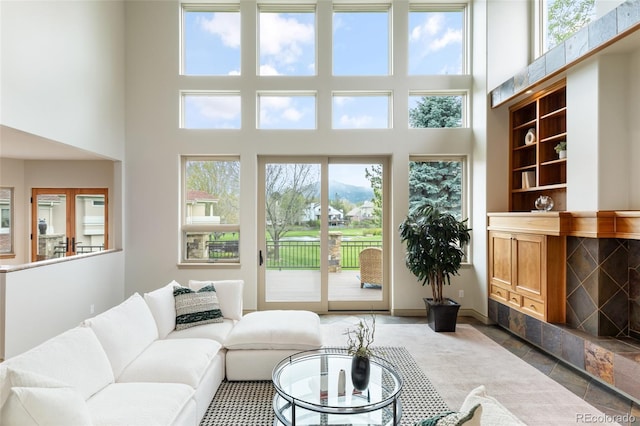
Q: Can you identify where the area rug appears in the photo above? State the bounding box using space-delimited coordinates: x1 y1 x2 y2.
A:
200 346 449 426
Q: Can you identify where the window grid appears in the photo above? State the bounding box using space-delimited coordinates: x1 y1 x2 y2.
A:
180 2 471 130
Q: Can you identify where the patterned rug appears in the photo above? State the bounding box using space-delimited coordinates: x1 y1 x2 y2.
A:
200 346 449 426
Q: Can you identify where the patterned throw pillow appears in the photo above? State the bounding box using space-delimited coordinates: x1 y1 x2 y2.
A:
414 403 482 426
173 285 223 330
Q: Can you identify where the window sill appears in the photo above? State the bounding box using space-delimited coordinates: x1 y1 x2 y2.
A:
177 262 241 269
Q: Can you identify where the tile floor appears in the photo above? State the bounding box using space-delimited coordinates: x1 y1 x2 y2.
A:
320 314 640 425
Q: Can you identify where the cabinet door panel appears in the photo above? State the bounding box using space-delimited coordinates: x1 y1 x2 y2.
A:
514 234 544 297
489 232 512 287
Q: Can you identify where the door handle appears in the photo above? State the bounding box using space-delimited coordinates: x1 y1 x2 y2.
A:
71 237 76 252
259 250 264 266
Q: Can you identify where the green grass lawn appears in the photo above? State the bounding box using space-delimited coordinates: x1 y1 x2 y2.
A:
266 227 382 269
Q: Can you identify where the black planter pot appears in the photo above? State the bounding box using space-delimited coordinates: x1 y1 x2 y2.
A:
423 298 461 332
350 355 371 391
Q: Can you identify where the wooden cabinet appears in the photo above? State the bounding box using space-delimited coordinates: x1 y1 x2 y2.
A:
488 214 567 323
509 80 567 212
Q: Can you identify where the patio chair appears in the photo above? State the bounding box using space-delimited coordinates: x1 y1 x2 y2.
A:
358 247 382 288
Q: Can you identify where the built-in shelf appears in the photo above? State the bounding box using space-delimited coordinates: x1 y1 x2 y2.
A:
509 81 567 212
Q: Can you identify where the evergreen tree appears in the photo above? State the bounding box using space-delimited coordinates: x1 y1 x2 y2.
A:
409 161 462 220
409 96 462 128
407 96 463 219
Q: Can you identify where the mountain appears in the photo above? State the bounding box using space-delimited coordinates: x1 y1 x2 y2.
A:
326 180 374 204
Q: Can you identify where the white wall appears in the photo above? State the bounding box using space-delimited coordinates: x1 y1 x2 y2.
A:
630 50 640 208
567 53 636 211
486 0 530 91
0 1 126 161
597 55 630 209
0 1 127 358
566 61 601 211
1 251 124 359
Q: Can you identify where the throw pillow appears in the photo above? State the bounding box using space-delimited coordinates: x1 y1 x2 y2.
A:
0 387 93 426
174 285 223 330
414 403 482 426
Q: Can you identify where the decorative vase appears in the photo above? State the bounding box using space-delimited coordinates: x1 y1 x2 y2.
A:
559 150 567 159
351 355 371 391
38 220 47 235
524 128 536 145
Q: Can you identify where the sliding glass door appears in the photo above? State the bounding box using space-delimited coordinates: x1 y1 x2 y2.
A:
258 157 388 312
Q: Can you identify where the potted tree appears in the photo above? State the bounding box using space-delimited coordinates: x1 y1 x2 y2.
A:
398 200 471 332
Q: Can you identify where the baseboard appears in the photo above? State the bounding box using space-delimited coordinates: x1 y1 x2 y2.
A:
392 307 491 324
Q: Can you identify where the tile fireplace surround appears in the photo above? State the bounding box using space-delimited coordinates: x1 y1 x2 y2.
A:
489 233 640 403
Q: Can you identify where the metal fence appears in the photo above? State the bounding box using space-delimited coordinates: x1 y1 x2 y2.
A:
265 240 381 269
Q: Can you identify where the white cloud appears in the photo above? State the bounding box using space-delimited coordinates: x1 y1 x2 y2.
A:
282 108 303 122
339 114 373 129
198 12 240 48
410 13 461 53
430 28 463 51
192 96 240 121
333 96 354 107
260 96 306 125
259 64 281 76
261 96 292 110
410 13 444 41
260 13 313 66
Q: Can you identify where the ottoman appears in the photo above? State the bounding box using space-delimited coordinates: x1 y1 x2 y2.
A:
223 310 323 380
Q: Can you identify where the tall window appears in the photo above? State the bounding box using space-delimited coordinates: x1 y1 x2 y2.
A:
408 6 465 75
182 157 240 263
408 157 466 221
333 5 390 76
259 5 316 76
537 0 595 55
182 5 241 75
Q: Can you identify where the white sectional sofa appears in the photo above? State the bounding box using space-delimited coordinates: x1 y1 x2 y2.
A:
0 279 323 426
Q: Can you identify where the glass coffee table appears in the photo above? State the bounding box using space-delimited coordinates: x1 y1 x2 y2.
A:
272 348 403 426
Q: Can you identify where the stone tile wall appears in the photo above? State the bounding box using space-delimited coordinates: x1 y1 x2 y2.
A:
566 237 630 337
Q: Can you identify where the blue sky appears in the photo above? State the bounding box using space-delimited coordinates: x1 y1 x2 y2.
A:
182 8 463 130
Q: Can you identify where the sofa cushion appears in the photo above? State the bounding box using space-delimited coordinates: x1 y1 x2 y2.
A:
189 279 244 320
415 404 482 426
174 285 223 330
460 386 525 426
82 293 159 379
0 368 69 412
144 280 180 339
1 327 114 402
87 382 195 426
167 318 235 344
1 387 92 426
224 310 322 350
118 338 222 388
